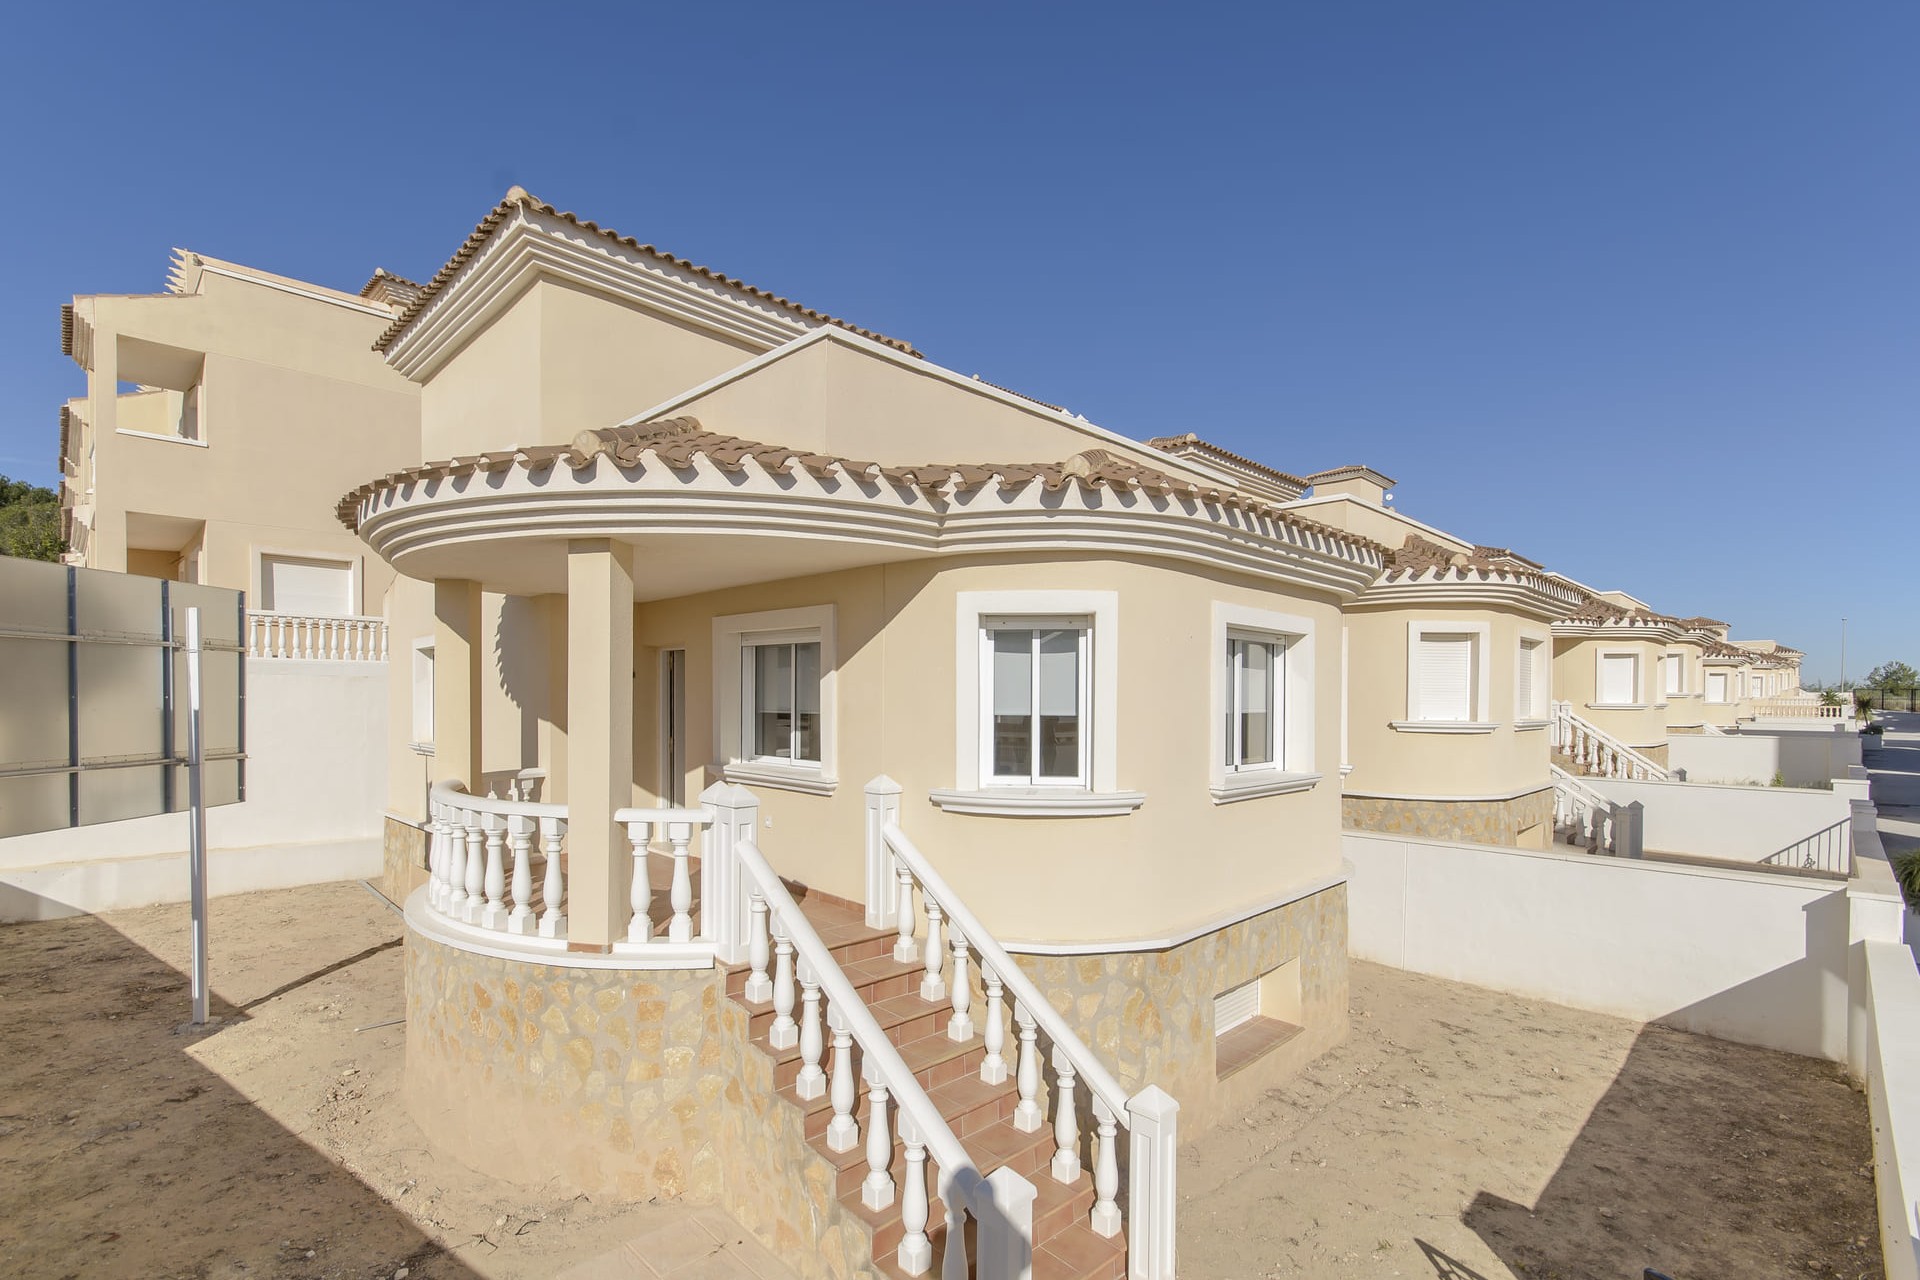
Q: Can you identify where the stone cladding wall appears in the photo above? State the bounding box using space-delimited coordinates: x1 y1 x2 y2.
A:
383 816 429 903
1343 788 1555 849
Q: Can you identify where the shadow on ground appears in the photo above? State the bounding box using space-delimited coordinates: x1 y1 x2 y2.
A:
1463 1023 1881 1280
0 904 477 1279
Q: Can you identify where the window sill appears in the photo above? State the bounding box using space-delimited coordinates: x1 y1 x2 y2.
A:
928 788 1146 818
1512 719 1550 732
115 427 208 448
722 761 838 797
408 741 435 757
1389 721 1499 735
1210 770 1323 804
1586 703 1650 711
1667 692 1698 700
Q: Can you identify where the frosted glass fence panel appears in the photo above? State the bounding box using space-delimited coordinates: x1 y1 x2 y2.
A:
0 558 244 837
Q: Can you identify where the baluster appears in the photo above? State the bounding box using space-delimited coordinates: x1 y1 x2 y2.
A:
940 1168 970 1280
769 920 798 1049
446 808 473 918
825 1004 859 1152
744 891 773 1002
862 1065 895 1209
626 820 653 943
795 963 826 1100
920 899 947 1002
480 811 508 929
1090 1096 1121 1236
892 864 918 963
293 617 307 661
1051 1048 1081 1181
979 963 1008 1084
538 816 568 938
1012 1000 1043 1131
507 814 535 934
667 820 694 943
947 925 973 1040
425 803 445 910
898 1119 932 1275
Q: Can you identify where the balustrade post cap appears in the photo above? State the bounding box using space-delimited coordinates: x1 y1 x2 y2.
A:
1126 1084 1180 1121
864 774 905 797
980 1164 1038 1209
698 780 758 807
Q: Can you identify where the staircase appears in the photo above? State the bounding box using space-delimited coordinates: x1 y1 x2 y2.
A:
726 894 1124 1279
1549 700 1671 781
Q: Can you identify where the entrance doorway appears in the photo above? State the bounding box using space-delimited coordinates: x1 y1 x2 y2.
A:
660 649 686 807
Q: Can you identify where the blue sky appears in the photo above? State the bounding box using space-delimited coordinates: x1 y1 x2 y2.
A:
2 2 1911 682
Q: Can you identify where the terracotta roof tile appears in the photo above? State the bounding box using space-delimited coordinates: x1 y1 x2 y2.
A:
376 189 919 358
335 418 1385 564
1145 433 1308 491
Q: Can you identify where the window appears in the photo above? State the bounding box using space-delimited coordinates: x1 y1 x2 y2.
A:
1516 637 1548 721
713 605 836 795
1596 653 1638 706
1225 634 1283 771
1663 653 1684 695
410 640 435 746
743 636 822 764
1414 632 1476 721
983 619 1089 787
259 553 354 616
1706 671 1729 703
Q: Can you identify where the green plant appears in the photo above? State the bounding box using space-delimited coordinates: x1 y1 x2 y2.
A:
1820 689 1843 707
1895 851 1920 909
1770 770 1786 788
1865 723 1885 736
0 475 62 562
1857 691 1875 715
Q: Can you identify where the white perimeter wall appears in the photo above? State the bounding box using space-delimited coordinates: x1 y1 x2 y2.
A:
1585 775 1852 863
0 660 386 920
1671 727 1861 787
1345 830 1851 1060
1865 939 1920 1280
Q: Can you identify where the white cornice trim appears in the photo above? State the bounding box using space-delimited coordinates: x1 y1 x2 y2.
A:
1389 720 1501 734
405 889 719 971
1358 578 1573 619
1210 770 1323 804
1343 782 1553 802
194 262 396 319
1000 867 1347 954
621 326 1226 489
720 762 839 797
928 788 1146 817
1553 620 1685 642
384 210 814 379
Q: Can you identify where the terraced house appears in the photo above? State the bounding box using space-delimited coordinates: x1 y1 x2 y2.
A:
352 189 1393 1280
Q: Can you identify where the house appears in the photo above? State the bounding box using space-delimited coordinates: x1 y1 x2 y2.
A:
1272 466 1582 848
348 189 1386 1279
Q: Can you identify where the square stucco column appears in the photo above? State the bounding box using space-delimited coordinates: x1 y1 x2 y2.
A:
432 578 483 787
567 540 634 950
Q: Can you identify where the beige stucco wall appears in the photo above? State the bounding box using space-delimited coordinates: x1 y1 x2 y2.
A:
1342 603 1553 806
1551 635 1671 751
390 551 1348 946
72 270 419 605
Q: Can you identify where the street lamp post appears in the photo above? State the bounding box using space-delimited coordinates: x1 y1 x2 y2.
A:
1840 617 1847 692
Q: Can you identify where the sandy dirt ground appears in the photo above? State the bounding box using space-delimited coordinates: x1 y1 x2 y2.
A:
1181 960 1881 1280
0 882 741 1280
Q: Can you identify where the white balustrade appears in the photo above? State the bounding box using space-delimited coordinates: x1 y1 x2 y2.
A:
246 611 388 661
729 829 1020 1280
426 781 569 945
614 807 713 949
870 779 1177 1271
1550 764 1614 854
1550 700 1671 781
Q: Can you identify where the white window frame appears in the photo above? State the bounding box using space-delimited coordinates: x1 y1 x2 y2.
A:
410 636 435 753
936 590 1139 817
713 604 837 796
1225 632 1284 774
979 617 1091 788
1662 650 1690 697
251 546 362 617
741 630 825 767
1514 630 1550 726
1590 648 1646 710
1209 602 1318 803
1705 669 1731 704
1394 620 1494 733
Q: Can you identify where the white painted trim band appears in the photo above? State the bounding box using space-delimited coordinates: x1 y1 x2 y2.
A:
404 889 720 971
1343 783 1554 802
1210 771 1323 804
927 788 1146 818
1389 721 1500 734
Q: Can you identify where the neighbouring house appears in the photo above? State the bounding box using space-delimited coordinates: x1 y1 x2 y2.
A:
1272 465 1582 849
347 188 1386 1279
1549 591 1686 767
3 253 429 919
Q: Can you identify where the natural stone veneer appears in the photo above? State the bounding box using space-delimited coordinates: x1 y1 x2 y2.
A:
1014 883 1348 1138
405 932 884 1280
382 816 428 904
1343 788 1555 850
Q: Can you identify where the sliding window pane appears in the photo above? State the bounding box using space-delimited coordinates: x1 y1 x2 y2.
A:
1036 629 1081 779
991 630 1032 777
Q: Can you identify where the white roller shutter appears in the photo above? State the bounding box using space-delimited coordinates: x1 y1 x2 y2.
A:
1415 633 1474 721
1707 671 1728 702
261 555 352 616
1517 640 1540 718
1598 654 1636 705
1214 980 1261 1036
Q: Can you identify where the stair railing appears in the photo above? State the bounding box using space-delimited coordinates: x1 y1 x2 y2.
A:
869 778 1180 1280
1760 818 1852 876
1550 764 1614 854
1550 700 1671 781
730 832 1035 1279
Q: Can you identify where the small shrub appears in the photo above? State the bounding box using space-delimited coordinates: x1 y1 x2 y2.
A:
1895 852 1920 909
1865 723 1886 736
1821 689 1844 707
